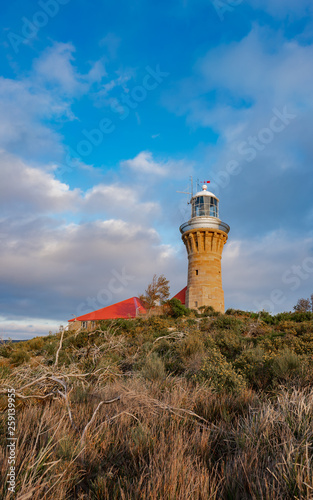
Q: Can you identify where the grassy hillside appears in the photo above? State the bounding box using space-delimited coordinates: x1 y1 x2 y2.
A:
1 308 313 499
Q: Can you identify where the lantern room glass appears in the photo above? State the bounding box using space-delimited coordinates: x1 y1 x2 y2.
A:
192 196 218 218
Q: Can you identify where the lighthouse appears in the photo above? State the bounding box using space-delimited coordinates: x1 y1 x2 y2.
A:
180 184 230 313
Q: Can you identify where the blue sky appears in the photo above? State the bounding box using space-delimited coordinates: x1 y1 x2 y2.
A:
1 0 313 339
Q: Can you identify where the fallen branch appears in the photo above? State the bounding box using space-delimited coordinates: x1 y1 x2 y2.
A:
152 332 186 345
107 411 141 424
54 329 65 368
0 391 56 401
57 388 78 432
80 396 121 446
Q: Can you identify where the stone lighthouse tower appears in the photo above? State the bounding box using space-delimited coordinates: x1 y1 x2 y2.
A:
180 184 230 312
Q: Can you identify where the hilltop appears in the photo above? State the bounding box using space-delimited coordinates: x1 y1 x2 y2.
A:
1 307 313 499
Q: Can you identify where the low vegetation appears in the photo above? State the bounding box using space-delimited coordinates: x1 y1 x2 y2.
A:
1 307 313 499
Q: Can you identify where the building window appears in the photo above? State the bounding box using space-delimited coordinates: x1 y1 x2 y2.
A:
195 270 198 275
82 321 88 329
195 301 198 307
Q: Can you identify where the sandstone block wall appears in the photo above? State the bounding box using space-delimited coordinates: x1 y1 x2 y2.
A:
182 229 228 313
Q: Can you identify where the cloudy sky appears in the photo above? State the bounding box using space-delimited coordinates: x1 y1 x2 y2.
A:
1 0 313 339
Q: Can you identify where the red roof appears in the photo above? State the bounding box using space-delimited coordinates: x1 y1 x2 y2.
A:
172 286 187 305
69 297 147 322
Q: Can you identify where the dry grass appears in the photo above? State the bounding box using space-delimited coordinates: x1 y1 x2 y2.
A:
0 313 313 498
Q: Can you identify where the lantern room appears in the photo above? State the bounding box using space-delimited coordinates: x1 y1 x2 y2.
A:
191 185 219 218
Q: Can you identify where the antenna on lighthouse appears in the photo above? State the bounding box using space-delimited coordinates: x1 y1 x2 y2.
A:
176 176 193 202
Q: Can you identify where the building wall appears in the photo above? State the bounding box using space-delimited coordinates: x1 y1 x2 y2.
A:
182 228 228 312
68 320 98 331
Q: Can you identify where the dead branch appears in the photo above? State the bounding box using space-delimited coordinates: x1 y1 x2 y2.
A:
107 411 141 424
152 332 186 345
122 389 210 426
54 329 64 368
56 388 78 432
60 368 105 378
18 375 51 392
80 396 121 446
49 375 67 391
0 391 56 401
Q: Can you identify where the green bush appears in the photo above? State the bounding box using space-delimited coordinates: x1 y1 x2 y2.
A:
179 332 205 358
198 305 220 317
166 298 191 318
213 315 244 332
195 347 246 394
259 311 275 325
63 331 89 349
213 330 243 360
24 337 45 352
0 365 10 379
234 346 272 390
225 309 249 317
0 342 13 358
270 349 304 382
141 353 166 381
10 349 30 366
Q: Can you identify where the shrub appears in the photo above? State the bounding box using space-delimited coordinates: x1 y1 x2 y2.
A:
213 330 243 360
25 337 45 352
141 353 166 381
195 347 246 394
225 309 249 317
166 298 190 318
10 349 30 366
270 349 304 382
212 315 244 332
234 346 272 390
179 333 205 358
63 331 89 349
259 311 275 325
0 342 13 358
0 364 10 379
198 305 220 317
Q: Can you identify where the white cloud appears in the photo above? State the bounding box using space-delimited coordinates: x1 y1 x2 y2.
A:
0 151 164 221
0 151 80 214
0 148 189 339
248 0 313 19
84 183 160 219
165 25 313 144
99 33 121 59
122 151 169 176
223 230 313 313
33 42 106 95
0 317 62 341
0 215 183 336
0 41 109 163
0 76 68 158
121 150 190 179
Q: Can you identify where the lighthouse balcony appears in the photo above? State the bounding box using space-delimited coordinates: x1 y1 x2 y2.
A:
180 217 230 235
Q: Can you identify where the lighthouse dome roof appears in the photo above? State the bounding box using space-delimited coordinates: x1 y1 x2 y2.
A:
192 184 219 201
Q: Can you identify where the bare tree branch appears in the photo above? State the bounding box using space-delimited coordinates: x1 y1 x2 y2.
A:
54 329 64 368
